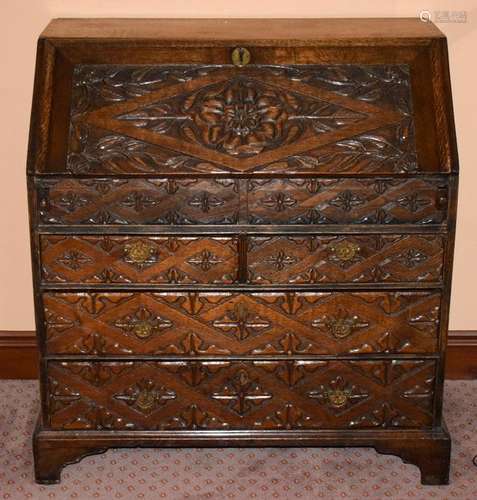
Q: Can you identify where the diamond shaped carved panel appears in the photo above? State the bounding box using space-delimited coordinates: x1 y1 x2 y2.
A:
66 65 416 174
247 234 444 284
40 235 238 284
46 359 436 430
43 291 440 356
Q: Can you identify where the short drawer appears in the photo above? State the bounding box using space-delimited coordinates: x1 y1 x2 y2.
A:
36 177 448 227
247 177 448 225
43 291 440 355
247 234 444 284
46 359 436 430
40 235 238 284
37 178 240 225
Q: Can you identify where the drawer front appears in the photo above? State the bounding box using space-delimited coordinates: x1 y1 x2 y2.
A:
248 234 444 284
46 359 436 430
247 178 447 225
43 291 440 355
60 64 424 176
37 178 240 225
36 177 447 227
40 235 238 284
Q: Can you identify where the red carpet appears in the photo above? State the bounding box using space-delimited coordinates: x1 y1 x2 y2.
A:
0 380 476 499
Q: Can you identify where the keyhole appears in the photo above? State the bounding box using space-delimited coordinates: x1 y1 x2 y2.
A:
232 47 251 66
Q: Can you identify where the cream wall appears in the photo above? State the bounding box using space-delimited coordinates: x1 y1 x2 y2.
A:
0 1 476 330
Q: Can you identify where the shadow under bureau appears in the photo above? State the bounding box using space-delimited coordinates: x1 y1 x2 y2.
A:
27 18 459 485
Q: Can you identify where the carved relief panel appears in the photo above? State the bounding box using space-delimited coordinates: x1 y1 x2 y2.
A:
247 234 444 284
40 235 238 284
36 178 240 225
36 177 448 227
46 359 436 430
62 64 419 175
247 178 448 225
43 291 440 356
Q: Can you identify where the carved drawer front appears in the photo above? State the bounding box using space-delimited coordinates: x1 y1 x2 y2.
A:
46 359 436 430
247 178 447 225
37 178 240 225
43 291 440 356
60 64 423 176
40 235 238 285
248 234 444 284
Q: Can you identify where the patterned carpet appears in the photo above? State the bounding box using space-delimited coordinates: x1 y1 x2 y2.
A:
0 380 476 499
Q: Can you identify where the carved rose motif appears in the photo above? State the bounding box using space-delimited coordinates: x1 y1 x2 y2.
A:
188 79 292 157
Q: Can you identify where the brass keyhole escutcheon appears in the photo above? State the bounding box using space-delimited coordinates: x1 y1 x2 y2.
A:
135 388 155 411
232 47 251 66
123 240 155 266
327 389 350 408
331 241 360 262
133 321 153 339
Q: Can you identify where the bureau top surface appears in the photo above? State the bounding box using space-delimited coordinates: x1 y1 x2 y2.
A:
41 18 445 44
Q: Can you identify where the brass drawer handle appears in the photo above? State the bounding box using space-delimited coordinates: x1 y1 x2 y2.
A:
330 241 360 262
123 240 156 266
327 317 360 339
232 47 251 66
327 389 350 408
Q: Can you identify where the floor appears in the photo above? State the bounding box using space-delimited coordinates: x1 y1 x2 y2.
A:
0 380 475 499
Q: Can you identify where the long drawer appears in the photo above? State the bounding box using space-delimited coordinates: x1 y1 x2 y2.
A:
46 359 436 430
40 233 444 285
43 291 440 355
36 177 448 226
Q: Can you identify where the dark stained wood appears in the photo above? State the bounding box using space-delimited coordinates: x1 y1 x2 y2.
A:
33 423 451 485
37 178 241 225
0 331 39 379
40 235 239 284
247 178 448 224
2 330 474 380
36 177 449 226
65 64 417 176
42 291 441 356
248 234 444 284
45 359 436 430
446 332 477 379
27 19 459 485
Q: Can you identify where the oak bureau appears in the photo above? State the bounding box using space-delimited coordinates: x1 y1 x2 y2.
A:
27 18 459 484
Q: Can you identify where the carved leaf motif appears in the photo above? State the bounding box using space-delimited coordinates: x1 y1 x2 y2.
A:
48 377 81 414
212 302 271 341
63 362 132 387
162 405 229 430
252 332 318 356
163 361 230 387
187 249 223 271
212 368 272 416
348 402 418 429
64 404 136 431
55 250 93 270
67 64 416 174
157 332 231 356
254 404 315 430
71 333 133 355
